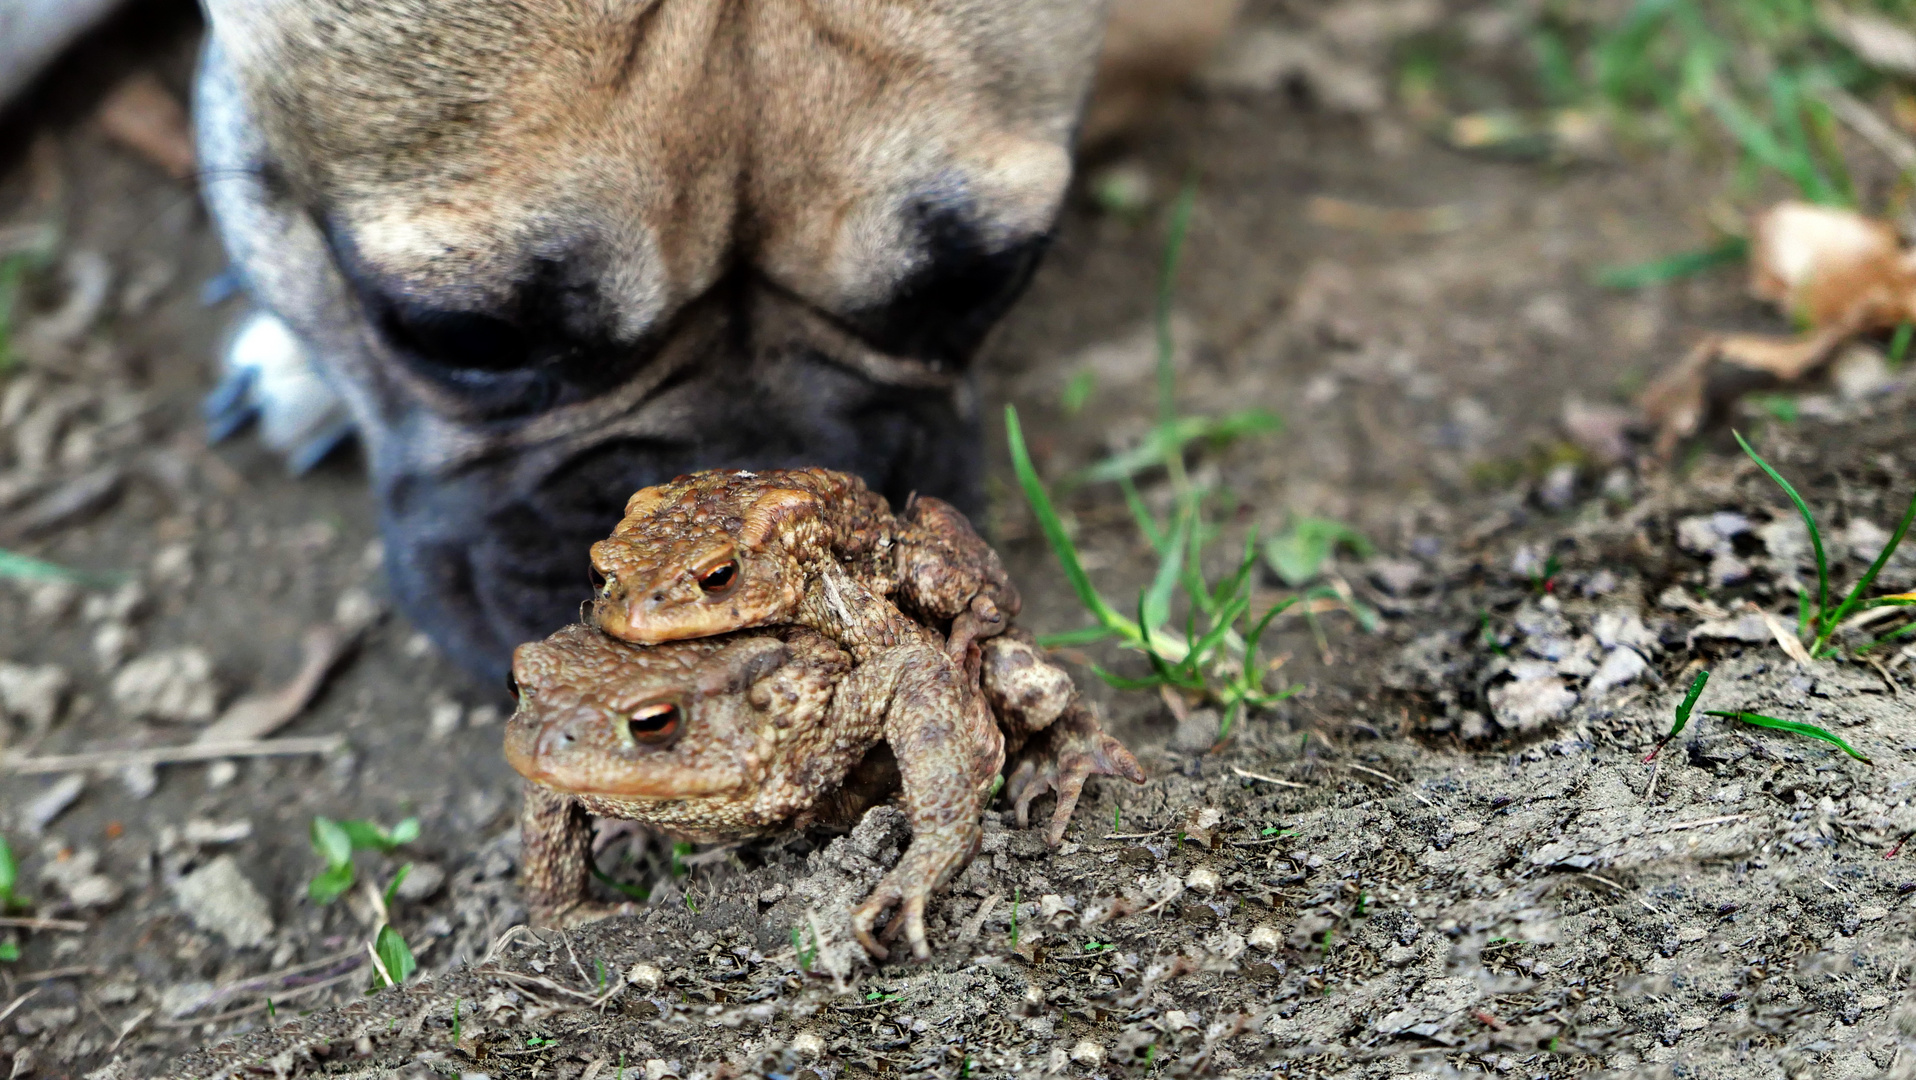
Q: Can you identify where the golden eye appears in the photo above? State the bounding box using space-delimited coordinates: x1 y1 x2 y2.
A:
697 560 739 594
627 702 682 745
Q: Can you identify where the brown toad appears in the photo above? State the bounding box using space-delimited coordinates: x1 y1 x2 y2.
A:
587 469 1020 658
505 624 1141 951
583 469 1019 955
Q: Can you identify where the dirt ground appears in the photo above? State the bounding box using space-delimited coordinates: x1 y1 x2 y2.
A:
5 2 1916 1078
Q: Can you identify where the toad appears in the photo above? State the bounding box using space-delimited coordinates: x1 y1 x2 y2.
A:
587 469 1020 659
582 469 1020 956
506 625 1141 952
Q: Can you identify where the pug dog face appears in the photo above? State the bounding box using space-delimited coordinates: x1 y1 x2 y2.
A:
193 0 1107 679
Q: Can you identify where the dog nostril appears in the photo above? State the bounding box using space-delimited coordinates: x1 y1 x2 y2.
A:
377 301 533 373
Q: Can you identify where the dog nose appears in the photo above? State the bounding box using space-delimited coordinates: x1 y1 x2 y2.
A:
842 198 1049 365
377 301 535 375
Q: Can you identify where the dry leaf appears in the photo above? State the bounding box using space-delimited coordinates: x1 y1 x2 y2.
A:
1759 609 1814 668
194 627 352 744
95 72 195 179
1306 196 1463 235
1640 202 1916 456
1749 202 1916 330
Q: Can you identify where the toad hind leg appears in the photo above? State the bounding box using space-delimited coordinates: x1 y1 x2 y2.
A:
1003 703 1145 847
848 646 1003 961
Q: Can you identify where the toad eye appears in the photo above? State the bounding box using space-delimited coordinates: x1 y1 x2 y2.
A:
696 560 739 594
588 565 608 592
627 702 682 745
506 672 521 699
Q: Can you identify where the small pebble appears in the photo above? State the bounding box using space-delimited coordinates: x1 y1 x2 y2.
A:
172 855 274 949
183 818 254 845
119 762 158 799
0 662 70 734
1184 867 1221 895
111 646 218 722
428 698 463 739
1070 1040 1106 1066
25 774 86 832
396 861 446 902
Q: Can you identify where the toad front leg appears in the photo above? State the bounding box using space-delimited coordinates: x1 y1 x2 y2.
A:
893 496 1021 660
845 647 1005 961
519 784 643 928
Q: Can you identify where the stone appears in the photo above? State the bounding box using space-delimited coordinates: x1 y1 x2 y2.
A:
1585 646 1648 698
1487 676 1576 733
1184 867 1221 895
110 647 217 723
395 861 446 902
0 662 70 736
23 773 85 832
1171 708 1221 753
1069 1040 1106 1067
172 855 275 949
40 847 122 909
1366 557 1424 597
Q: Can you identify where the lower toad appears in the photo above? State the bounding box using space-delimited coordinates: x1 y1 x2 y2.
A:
505 624 1140 954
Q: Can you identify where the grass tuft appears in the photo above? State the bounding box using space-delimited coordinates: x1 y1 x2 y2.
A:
1645 666 1874 764
1003 185 1377 741
1735 430 1916 657
307 815 420 904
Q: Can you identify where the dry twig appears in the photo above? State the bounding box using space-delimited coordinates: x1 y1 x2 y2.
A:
1 736 346 775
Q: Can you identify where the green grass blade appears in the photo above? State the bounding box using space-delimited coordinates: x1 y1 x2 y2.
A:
1669 669 1710 737
1187 591 1253 670
1157 176 1199 425
1889 323 1913 369
1594 237 1747 289
373 925 418 985
1244 597 1299 655
1703 710 1872 763
1858 597 1916 610
1857 619 1916 654
588 859 650 901
0 549 123 589
1117 475 1165 553
1006 406 1135 639
1735 430 1830 631
383 864 412 907
1817 486 1916 653
1089 665 1170 692
1142 506 1192 633
310 817 353 868
0 832 17 902
1036 626 1122 648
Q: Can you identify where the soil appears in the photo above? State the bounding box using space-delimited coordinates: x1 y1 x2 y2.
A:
4 3 1916 1078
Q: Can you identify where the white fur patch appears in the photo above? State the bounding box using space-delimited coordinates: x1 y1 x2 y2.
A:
222 310 349 456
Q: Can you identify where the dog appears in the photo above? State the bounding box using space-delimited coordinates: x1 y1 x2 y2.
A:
188 0 1237 682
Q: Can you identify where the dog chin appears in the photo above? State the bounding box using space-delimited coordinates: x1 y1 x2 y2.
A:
372 349 982 684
